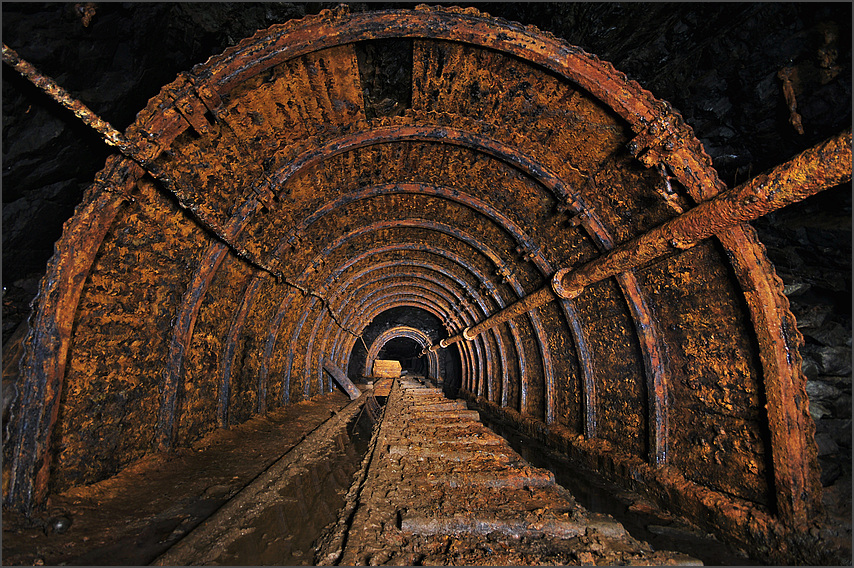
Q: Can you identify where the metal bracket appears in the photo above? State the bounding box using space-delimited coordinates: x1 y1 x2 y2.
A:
496 265 513 284
627 117 681 169
166 73 219 137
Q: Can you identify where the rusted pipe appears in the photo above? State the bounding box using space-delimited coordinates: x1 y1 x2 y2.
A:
427 129 851 351
1 43 291 282
2 43 154 161
552 128 852 299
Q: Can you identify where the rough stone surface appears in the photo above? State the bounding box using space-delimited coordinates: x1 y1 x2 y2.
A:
319 378 702 566
0 392 352 566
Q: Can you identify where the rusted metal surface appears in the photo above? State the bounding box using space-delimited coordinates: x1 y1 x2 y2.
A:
431 130 851 350
317 260 493 384
553 129 852 300
322 359 361 400
217 274 270 427
4 156 144 512
4 6 844 562
317 243 526 401
322 378 701 566
364 327 437 381
1 44 282 283
292 213 553 407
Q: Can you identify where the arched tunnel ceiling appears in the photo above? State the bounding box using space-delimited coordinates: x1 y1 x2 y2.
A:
2 3 851 563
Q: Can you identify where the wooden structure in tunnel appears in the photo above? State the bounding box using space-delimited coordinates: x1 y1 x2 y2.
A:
3 5 850 564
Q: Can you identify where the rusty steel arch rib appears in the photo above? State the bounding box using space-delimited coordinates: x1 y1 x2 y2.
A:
258 232 496 400
339 284 479 373
267 241 506 393
318 243 527 404
161 117 665 444
296 216 554 416
340 293 474 386
335 272 498 391
4 8 836 559
6 156 145 509
363 326 438 380
175 6 801 484
310 261 508 395
275 181 574 410
309 272 470 389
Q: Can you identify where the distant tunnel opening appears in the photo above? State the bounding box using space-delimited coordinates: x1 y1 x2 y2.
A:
378 337 424 375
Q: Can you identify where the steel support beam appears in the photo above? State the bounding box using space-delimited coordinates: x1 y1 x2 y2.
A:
428 130 852 351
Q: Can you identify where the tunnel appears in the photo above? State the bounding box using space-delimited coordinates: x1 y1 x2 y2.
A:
2 3 851 566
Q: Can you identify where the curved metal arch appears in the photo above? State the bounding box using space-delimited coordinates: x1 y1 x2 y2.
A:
255 141 655 423
282 182 558 269
324 272 496 397
309 262 508 399
6 156 145 508
268 156 660 436
338 293 476 389
155 115 572 454
337 289 473 376
7 7 814 530
337 282 478 364
196 8 716 195
260 288 301 406
303 271 475 393
297 216 553 417
233 127 662 432
364 326 438 380
281 296 322 401
318 266 474 368
254 241 500 412
217 271 281 426
157 241 231 450
318 243 525 405
282 181 555 403
146 11 701 459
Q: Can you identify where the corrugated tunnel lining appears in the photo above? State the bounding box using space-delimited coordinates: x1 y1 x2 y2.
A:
6 3 822 552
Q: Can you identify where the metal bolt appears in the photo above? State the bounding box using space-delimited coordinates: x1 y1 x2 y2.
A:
649 125 659 135
46 515 72 535
664 140 675 152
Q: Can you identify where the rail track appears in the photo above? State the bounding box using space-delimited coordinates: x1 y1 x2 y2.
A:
317 377 702 566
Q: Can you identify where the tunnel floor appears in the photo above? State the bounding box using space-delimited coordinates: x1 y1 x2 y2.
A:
1 392 354 566
2 378 848 565
319 377 703 566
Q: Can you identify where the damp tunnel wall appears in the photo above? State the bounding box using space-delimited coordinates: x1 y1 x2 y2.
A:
2 5 851 565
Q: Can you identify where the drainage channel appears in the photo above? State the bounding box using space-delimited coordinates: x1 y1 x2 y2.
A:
480 418 761 566
152 393 379 566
